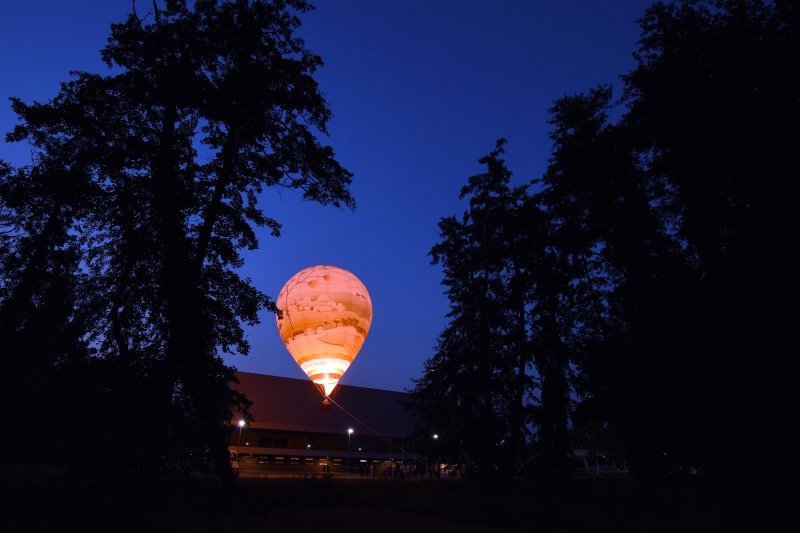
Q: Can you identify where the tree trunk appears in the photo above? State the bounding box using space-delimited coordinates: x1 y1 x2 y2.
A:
140 101 197 487
504 271 528 479
536 300 571 482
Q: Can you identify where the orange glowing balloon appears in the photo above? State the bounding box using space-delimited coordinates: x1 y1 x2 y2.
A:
276 265 372 396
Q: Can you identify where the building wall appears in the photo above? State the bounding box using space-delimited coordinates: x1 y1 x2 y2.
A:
228 372 423 473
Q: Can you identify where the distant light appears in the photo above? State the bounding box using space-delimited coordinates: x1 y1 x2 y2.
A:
238 419 246 428
307 444 311 449
348 428 354 435
433 434 439 440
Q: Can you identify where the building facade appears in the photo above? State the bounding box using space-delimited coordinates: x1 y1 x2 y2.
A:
228 372 421 475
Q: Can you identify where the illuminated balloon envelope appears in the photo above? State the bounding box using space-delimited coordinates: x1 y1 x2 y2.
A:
276 265 372 397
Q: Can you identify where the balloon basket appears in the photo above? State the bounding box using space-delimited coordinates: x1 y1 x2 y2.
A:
321 397 332 413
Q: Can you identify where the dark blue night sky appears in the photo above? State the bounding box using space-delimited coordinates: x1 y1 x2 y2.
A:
0 0 652 391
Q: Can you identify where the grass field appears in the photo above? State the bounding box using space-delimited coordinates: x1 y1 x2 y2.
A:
0 463 790 532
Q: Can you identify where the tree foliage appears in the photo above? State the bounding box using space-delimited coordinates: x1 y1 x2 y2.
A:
411 141 526 478
0 0 352 485
412 0 798 485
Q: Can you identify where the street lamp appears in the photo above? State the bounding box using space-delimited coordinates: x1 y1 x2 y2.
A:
237 419 246 464
413 438 417 476
347 428 354 475
432 433 439 478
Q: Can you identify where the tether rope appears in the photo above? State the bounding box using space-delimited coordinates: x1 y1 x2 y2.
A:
325 393 415 459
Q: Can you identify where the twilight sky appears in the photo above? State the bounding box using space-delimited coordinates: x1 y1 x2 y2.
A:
0 0 652 391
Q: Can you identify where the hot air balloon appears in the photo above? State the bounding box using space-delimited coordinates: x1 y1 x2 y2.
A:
275 265 372 408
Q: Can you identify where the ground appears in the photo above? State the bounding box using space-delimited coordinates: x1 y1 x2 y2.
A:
0 463 789 532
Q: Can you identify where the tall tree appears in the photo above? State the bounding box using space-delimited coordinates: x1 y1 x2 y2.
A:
516 193 578 482
623 0 800 484
5 0 353 485
412 141 541 479
416 1 800 489
0 149 101 463
538 0 800 487
539 86 695 484
412 141 583 481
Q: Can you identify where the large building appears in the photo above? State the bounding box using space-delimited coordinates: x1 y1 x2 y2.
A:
228 372 421 474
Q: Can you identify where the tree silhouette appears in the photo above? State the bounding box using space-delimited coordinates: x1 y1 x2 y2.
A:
411 141 523 478
541 0 799 486
416 0 798 489
412 141 579 480
2 0 352 486
0 157 97 464
621 0 799 486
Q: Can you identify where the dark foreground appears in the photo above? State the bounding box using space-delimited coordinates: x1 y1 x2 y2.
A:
0 464 793 532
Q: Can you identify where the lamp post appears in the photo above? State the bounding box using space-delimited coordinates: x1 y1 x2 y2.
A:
237 419 246 465
413 438 416 476
433 433 439 478
347 428 354 475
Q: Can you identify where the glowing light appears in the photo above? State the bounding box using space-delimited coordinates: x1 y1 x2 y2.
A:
238 419 246 428
276 265 372 396
348 428 354 435
433 434 439 440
